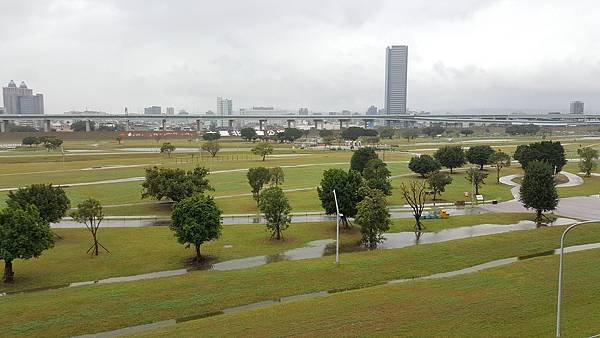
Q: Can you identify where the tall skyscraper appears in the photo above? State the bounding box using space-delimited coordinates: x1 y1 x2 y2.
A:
144 106 161 115
570 101 584 114
166 107 175 115
217 97 232 116
2 80 44 114
384 45 408 115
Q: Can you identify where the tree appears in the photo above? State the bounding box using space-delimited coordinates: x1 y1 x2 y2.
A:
160 142 176 158
251 142 274 161
408 155 441 177
400 180 428 232
247 167 271 207
277 128 304 142
362 158 392 195
142 167 212 202
7 184 70 224
359 135 380 146
42 137 63 152
259 187 292 240
465 168 488 195
22 136 40 147
350 147 378 173
519 161 558 226
466 145 494 170
422 126 445 138
71 120 95 132
513 141 567 172
426 172 453 204
379 128 395 139
341 127 366 141
0 205 54 283
269 167 285 186
489 151 511 183
401 129 419 142
317 169 363 228
319 129 334 138
240 127 258 141
116 135 122 144
577 147 599 178
355 188 391 249
71 198 107 256
433 146 466 174
460 129 474 136
505 124 540 136
201 141 220 157
202 132 220 141
171 194 222 262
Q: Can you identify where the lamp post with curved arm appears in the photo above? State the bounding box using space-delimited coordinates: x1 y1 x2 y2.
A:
556 220 600 338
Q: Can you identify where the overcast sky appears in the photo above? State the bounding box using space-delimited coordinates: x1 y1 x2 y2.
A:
2 0 600 114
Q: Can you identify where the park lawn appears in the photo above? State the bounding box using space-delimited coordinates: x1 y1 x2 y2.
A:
2 222 600 337
0 213 533 293
139 248 600 338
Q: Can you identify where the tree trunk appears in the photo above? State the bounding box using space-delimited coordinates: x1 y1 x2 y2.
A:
480 164 484 170
450 167 453 174
3 260 14 283
536 209 543 227
475 185 479 195
496 166 501 183
276 226 281 240
92 233 99 256
195 244 202 262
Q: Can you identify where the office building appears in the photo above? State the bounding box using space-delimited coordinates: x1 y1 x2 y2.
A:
366 105 378 115
298 107 309 115
166 107 175 115
384 45 408 115
2 80 44 114
144 106 161 115
570 101 584 114
217 97 232 116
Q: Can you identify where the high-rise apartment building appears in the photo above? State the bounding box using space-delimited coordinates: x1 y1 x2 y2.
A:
384 46 408 115
166 107 175 115
298 107 309 115
2 80 44 114
144 106 161 115
217 97 232 116
570 101 584 114
366 105 378 115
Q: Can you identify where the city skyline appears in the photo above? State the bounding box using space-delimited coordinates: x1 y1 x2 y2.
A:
3 1 600 114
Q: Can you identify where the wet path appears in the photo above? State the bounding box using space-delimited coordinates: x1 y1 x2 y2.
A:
74 240 600 338
5 218 574 298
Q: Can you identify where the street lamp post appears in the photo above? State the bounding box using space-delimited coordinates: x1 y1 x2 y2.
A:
556 220 600 338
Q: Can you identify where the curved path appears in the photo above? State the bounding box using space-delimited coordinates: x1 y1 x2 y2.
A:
501 171 584 201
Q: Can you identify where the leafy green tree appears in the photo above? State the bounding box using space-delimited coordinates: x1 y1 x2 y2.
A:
160 142 176 157
421 126 445 138
505 124 540 136
171 194 222 262
400 180 427 232
355 188 391 249
379 128 395 139
489 150 511 183
426 172 453 203
460 129 474 136
401 129 419 142
0 205 54 283
269 167 285 186
141 167 212 202
259 187 292 240
42 137 63 152
319 129 334 138
350 147 378 173
277 128 304 142
513 141 567 172
519 161 558 226
240 128 258 141
359 135 380 146
341 127 366 141
251 142 274 161
71 198 106 256
22 136 40 147
202 132 220 141
577 147 599 177
433 146 466 173
317 169 363 228
362 158 392 195
247 167 271 206
466 145 494 170
201 141 220 157
7 184 70 224
408 155 441 177
71 120 95 132
465 168 488 195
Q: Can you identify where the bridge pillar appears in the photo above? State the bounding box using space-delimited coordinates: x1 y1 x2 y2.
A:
259 119 267 131
161 119 166 131
363 119 368 129
314 120 322 130
85 120 91 132
44 120 51 132
0 120 6 133
287 119 295 129
125 120 130 131
339 120 343 130
228 119 234 129
196 119 201 131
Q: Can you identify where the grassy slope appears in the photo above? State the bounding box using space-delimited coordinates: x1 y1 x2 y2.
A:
139 249 600 337
1 222 599 337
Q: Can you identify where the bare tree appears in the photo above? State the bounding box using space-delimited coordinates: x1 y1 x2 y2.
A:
71 198 108 256
400 180 428 232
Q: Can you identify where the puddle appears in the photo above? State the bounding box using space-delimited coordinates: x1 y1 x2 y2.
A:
77 240 600 338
